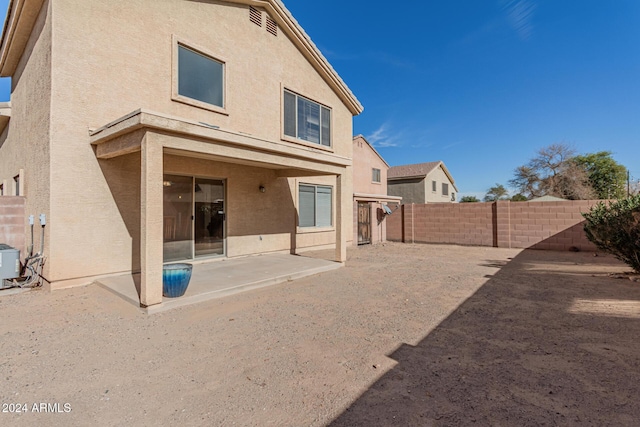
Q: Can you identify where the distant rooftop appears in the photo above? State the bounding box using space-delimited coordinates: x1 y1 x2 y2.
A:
388 161 442 179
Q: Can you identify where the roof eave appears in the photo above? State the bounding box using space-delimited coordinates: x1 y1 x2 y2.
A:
0 101 10 134
0 0 363 115
0 0 45 77
388 174 427 181
353 134 389 167
239 0 363 115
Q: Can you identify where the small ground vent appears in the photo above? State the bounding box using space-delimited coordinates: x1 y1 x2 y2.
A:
266 16 278 36
249 6 262 26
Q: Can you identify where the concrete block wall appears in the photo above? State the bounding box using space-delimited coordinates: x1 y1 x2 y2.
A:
388 200 602 251
0 197 26 258
506 200 599 251
386 205 403 242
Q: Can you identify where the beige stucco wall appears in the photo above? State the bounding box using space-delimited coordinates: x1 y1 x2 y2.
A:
40 0 354 284
0 1 51 270
352 136 388 196
424 167 457 203
352 136 393 245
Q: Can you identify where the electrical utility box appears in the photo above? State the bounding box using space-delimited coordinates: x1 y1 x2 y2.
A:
0 244 20 280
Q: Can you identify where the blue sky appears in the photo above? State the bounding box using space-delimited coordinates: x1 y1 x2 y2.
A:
285 0 640 198
0 1 638 199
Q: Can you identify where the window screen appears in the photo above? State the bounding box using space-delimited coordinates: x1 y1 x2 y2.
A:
299 184 332 227
299 185 316 227
432 180 437 192
372 168 381 183
284 90 331 147
442 183 449 196
316 186 332 227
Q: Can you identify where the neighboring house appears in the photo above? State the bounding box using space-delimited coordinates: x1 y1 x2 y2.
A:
387 161 459 204
528 195 566 202
352 135 401 245
0 0 363 307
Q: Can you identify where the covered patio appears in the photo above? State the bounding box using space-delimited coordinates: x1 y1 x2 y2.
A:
90 109 351 308
95 252 341 314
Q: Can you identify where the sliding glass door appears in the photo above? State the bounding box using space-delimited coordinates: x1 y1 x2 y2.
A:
163 175 194 262
163 175 225 262
194 178 225 257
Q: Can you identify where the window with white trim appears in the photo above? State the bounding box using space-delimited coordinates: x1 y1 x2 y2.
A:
442 183 449 196
299 184 332 227
432 180 437 192
284 90 331 147
372 168 381 183
177 44 224 108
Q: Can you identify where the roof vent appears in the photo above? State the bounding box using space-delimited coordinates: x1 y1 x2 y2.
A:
266 16 278 36
249 6 262 27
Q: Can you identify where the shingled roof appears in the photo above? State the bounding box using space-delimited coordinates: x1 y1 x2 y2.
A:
388 161 459 192
388 161 442 179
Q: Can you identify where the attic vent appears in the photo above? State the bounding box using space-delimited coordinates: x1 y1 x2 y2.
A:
266 16 278 36
249 6 262 26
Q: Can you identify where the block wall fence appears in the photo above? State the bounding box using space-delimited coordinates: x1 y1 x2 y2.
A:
386 200 604 251
0 196 26 257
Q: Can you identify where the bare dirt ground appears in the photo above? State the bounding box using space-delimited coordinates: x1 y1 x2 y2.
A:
1 243 639 426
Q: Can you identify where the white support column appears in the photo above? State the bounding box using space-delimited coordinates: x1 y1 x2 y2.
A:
140 135 164 307
335 172 346 263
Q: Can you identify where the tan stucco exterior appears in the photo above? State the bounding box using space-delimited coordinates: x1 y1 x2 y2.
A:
0 0 361 306
351 135 400 245
388 162 459 204
423 166 458 203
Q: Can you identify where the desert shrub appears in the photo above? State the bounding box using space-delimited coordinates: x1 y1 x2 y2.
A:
582 195 640 273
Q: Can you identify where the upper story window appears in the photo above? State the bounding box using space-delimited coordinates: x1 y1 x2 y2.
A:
177 44 224 109
0 183 3 196
442 183 449 196
372 168 381 183
284 89 331 147
432 180 437 192
13 175 20 196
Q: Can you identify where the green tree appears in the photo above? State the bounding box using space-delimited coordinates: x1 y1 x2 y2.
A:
484 184 509 202
511 193 528 201
460 196 480 203
573 151 627 199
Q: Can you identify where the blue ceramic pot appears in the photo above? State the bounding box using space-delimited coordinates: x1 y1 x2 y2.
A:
162 263 193 298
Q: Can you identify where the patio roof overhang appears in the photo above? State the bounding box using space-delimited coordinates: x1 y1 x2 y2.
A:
353 192 402 204
90 109 350 308
90 109 350 177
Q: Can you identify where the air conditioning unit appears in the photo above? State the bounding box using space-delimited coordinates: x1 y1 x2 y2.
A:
0 244 20 280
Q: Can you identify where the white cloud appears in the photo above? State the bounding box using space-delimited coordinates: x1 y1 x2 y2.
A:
503 0 536 40
367 123 401 148
442 141 462 150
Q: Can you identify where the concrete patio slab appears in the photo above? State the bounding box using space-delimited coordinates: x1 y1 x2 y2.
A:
95 253 342 314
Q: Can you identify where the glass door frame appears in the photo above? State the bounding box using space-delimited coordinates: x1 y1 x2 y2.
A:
162 173 227 263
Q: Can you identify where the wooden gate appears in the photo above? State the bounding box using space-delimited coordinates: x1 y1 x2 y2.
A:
357 202 371 245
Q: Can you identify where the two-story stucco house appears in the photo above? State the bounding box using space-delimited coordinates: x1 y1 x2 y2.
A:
0 0 362 307
352 135 401 245
387 161 459 204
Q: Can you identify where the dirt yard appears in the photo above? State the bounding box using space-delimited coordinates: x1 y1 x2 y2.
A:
1 243 639 426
